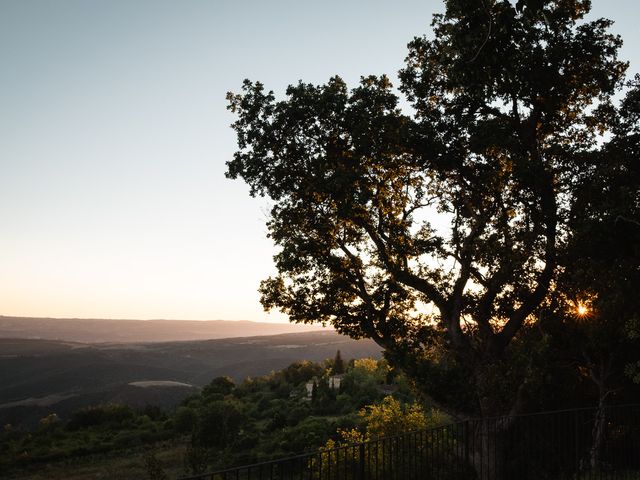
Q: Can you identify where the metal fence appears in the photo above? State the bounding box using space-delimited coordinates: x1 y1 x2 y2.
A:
179 404 640 480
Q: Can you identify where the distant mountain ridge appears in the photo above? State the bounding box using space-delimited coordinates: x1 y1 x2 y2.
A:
0 315 325 343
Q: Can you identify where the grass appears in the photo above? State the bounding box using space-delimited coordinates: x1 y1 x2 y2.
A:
4 441 185 480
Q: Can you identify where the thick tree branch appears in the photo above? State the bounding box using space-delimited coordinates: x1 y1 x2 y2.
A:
447 212 490 347
496 185 557 352
355 216 449 314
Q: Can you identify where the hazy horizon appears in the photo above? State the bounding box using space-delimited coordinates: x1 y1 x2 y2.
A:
1 0 638 321
0 315 328 344
0 313 324 324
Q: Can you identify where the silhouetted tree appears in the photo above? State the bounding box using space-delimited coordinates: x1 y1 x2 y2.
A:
203 376 235 397
547 76 640 468
281 360 324 385
332 350 345 375
226 0 626 434
557 77 639 396
194 400 246 449
312 376 337 414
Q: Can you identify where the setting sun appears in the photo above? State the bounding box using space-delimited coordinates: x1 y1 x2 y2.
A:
572 298 594 318
576 304 589 317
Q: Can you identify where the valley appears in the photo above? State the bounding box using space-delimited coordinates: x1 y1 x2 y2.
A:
0 330 381 427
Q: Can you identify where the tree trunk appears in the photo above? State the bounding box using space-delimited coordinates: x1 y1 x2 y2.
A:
462 366 524 480
465 417 509 480
588 358 613 471
589 390 608 470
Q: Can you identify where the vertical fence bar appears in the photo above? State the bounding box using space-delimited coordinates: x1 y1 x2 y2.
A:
374 438 379 480
392 436 397 480
415 430 419 479
421 430 424 480
438 424 442 480
574 408 580 477
401 433 405 480
382 437 386 480
298 456 303 480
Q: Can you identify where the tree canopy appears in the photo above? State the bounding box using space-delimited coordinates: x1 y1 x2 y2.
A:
226 0 629 417
548 76 640 406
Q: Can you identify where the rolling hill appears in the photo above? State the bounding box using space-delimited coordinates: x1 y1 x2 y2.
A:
0 331 382 426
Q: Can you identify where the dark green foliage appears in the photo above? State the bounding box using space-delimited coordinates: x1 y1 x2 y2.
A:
332 350 345 375
281 360 324 385
1 408 174 473
311 376 337 415
0 357 412 476
339 368 383 411
286 404 311 426
182 358 406 467
183 442 212 475
143 449 169 480
260 416 338 456
543 76 640 408
226 0 628 418
193 400 246 449
173 406 198 433
140 405 165 422
67 404 136 430
202 376 235 397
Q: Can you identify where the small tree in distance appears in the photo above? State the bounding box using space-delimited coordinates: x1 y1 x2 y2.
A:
226 0 627 427
332 350 345 375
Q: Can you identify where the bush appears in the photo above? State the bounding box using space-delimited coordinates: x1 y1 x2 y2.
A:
286 404 310 426
203 376 235 397
173 406 198 433
67 404 135 430
144 449 169 480
194 400 246 448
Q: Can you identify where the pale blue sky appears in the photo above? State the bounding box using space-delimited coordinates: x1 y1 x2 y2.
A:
0 1 637 322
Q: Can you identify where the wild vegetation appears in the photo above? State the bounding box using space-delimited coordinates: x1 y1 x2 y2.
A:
1 355 429 479
4 351 637 479
0 331 380 428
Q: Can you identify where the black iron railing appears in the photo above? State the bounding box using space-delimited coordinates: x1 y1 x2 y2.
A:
179 404 640 480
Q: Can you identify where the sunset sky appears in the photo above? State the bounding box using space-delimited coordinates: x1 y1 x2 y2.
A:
1 0 638 322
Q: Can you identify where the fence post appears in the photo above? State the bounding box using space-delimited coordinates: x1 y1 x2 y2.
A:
574 409 580 474
359 443 365 480
464 420 470 471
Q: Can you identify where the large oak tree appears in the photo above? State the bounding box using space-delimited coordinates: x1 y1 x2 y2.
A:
226 0 627 419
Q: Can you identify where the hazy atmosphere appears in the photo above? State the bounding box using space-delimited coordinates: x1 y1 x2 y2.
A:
2 0 638 322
